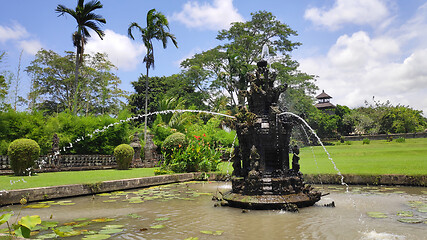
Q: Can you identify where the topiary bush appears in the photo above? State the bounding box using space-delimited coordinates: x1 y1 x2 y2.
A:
162 132 188 155
114 144 134 170
8 139 40 176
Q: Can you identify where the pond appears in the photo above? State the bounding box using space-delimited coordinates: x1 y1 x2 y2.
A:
1 182 426 239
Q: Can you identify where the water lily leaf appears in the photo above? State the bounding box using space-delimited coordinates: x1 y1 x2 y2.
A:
54 229 82 237
108 196 120 199
397 211 413 217
63 221 79 226
0 213 12 225
102 225 124 229
55 225 74 232
19 215 41 230
74 218 89 221
24 204 50 209
59 202 76 206
392 191 405 194
129 199 144 204
15 225 31 238
407 201 424 208
127 213 141 218
82 234 111 239
367 212 387 218
155 217 170 221
36 232 58 239
418 207 427 213
40 221 58 228
99 228 123 234
397 218 423 224
150 224 165 229
92 218 115 223
74 221 92 228
97 193 112 196
201 230 223 235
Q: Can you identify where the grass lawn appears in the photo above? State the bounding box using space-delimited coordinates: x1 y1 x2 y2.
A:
0 168 157 191
218 138 427 176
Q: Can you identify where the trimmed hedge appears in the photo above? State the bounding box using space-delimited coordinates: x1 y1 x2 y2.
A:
162 132 188 155
114 144 134 170
8 138 40 176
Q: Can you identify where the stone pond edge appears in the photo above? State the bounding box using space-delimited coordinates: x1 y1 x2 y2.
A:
1 173 426 206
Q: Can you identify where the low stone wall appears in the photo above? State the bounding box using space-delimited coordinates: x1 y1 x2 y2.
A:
341 132 427 141
0 173 195 206
303 174 426 187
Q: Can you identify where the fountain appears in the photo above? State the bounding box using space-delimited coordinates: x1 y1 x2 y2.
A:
222 59 321 210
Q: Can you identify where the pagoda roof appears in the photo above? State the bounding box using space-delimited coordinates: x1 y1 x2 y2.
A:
316 90 332 99
315 102 336 109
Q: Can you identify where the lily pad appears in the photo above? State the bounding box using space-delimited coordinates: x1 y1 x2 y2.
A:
155 217 170 221
397 211 413 217
98 228 123 234
36 232 59 239
74 221 92 228
24 203 50 208
97 193 112 196
59 202 76 206
417 207 427 213
82 234 111 239
150 224 165 229
102 225 124 229
92 218 115 223
200 230 224 236
397 218 423 224
19 215 41 230
367 212 388 218
74 218 89 221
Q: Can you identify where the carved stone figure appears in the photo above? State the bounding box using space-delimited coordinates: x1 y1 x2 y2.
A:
129 132 142 167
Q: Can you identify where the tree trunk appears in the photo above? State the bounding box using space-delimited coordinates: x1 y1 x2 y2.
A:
144 66 149 143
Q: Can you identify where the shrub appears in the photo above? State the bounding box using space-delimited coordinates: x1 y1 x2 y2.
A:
344 141 352 145
114 144 134 170
161 134 221 173
154 169 174 175
362 138 371 145
162 132 188 155
8 139 40 176
395 137 406 143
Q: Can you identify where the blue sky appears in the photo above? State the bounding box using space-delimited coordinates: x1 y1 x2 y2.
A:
1 0 427 115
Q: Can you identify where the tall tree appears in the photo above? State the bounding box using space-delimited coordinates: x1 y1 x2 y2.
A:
128 8 178 141
56 0 106 114
26 49 124 116
0 51 11 111
181 11 317 112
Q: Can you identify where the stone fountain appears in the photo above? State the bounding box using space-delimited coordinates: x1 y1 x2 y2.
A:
223 59 321 210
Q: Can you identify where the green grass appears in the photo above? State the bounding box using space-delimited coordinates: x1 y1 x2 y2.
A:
1 168 157 191
218 138 427 176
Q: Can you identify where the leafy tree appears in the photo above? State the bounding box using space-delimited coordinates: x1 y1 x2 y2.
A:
56 0 106 114
128 8 178 142
26 49 124 115
0 51 11 111
181 11 316 111
379 105 426 133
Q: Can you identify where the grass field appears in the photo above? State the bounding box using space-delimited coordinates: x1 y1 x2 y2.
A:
0 168 156 191
1 138 426 191
218 138 427 176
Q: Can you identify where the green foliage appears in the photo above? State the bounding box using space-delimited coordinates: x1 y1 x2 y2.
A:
395 137 406 143
379 105 426 133
307 109 338 139
362 138 371 145
162 132 188 155
161 134 221 173
0 212 41 239
185 117 236 147
8 139 40 176
26 49 124 115
113 144 134 170
154 168 174 175
0 110 133 155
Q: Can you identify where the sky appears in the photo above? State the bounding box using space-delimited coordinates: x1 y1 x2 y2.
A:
1 0 427 115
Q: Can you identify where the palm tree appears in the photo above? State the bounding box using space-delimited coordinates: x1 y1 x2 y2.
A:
128 8 178 142
56 0 106 114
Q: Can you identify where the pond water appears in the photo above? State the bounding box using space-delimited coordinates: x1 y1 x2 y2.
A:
1 182 426 240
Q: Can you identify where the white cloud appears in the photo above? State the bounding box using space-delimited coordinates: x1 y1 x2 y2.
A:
172 0 244 30
299 3 427 116
85 29 146 71
0 22 28 43
19 39 43 55
304 0 390 30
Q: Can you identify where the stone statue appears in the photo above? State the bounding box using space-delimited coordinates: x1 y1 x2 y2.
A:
51 133 60 166
292 145 300 173
129 132 142 167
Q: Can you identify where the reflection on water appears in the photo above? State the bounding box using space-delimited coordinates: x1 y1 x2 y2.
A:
1 182 426 240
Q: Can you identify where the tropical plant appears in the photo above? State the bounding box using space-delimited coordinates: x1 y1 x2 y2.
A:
0 212 41 239
8 139 40 176
113 144 134 170
162 132 187 155
128 8 178 142
56 0 106 114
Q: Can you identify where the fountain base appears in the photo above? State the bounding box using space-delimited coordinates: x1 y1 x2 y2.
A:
223 191 321 210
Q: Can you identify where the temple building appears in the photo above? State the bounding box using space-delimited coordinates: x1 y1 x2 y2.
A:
315 90 336 114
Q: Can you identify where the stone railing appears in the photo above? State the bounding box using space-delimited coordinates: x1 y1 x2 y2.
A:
0 155 117 170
